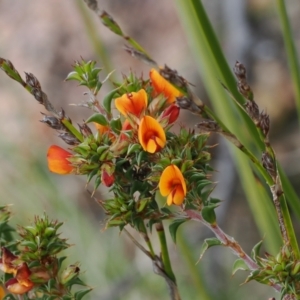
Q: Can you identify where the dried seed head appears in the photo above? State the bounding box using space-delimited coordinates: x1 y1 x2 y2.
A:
25 72 41 89
233 61 253 101
58 132 80 146
123 45 157 66
159 65 188 90
83 0 99 12
79 123 93 137
245 100 260 122
58 109 71 123
258 111 270 137
196 120 219 132
176 96 202 114
262 152 276 180
31 88 44 105
40 113 65 130
233 61 247 80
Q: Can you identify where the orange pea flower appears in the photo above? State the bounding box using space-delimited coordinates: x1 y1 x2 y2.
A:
159 165 187 206
150 69 182 103
47 145 73 175
115 89 148 117
138 116 166 153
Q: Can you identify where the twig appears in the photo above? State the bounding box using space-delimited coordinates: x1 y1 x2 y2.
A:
185 210 282 292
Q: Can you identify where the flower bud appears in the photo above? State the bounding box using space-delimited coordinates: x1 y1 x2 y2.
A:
161 104 180 124
60 264 80 285
102 170 115 187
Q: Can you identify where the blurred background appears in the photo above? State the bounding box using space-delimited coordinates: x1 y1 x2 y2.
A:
0 0 300 299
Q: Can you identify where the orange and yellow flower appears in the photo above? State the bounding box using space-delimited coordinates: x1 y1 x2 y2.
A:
115 89 148 117
138 116 166 153
159 165 187 206
47 145 73 175
150 68 182 103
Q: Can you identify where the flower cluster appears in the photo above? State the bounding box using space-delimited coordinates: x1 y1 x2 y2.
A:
46 61 212 229
0 247 34 295
0 212 90 299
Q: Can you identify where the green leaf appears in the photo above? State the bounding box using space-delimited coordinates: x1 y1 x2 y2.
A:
86 168 98 183
201 205 217 224
4 295 17 300
57 256 67 269
75 288 93 300
136 150 147 166
169 219 187 244
65 71 82 82
85 113 108 126
197 237 222 262
160 207 172 215
173 0 282 253
109 118 122 134
47 278 57 291
251 240 263 262
136 198 150 213
232 258 250 275
127 143 141 156
103 86 121 114
101 11 123 36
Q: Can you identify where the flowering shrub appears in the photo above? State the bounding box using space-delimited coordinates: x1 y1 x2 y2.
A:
1 0 300 299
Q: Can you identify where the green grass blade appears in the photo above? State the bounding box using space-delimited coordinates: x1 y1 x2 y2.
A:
276 0 300 124
173 0 282 251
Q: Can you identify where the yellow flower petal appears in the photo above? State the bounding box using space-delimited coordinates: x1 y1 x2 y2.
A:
150 69 182 103
159 165 187 206
0 285 5 299
47 145 73 175
138 116 166 153
115 89 148 117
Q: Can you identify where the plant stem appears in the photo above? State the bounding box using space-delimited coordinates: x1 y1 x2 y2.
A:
139 221 155 258
271 185 300 259
75 0 114 79
61 119 84 143
185 210 282 292
155 221 176 283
